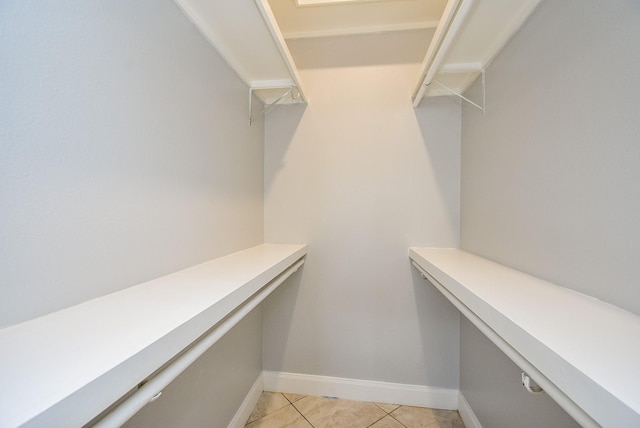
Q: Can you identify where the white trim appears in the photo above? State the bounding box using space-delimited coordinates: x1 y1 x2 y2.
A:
228 374 264 428
282 21 440 40
458 392 483 428
296 0 382 6
262 371 458 410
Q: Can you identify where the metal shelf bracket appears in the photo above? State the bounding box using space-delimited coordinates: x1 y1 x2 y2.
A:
249 85 300 126
430 69 485 113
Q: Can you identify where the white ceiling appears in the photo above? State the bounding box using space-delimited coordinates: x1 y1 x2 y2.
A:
174 0 542 105
269 0 445 39
270 0 444 70
286 28 436 69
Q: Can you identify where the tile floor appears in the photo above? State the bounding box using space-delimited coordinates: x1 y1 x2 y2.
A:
245 391 465 428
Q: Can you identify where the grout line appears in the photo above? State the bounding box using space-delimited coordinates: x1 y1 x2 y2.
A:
250 394 453 428
367 414 387 427
388 408 409 428
291 401 315 428
283 393 306 405
373 403 389 415
245 392 290 427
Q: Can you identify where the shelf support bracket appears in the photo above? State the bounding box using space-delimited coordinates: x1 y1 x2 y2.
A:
431 69 485 113
249 86 294 126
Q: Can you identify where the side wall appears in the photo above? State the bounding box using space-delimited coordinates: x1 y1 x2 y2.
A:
460 0 640 426
263 64 462 390
0 0 264 326
124 308 263 428
0 1 264 425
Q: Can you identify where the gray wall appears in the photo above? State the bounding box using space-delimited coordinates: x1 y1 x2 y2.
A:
263 65 461 388
460 318 579 428
124 308 263 428
460 0 640 426
0 0 264 425
461 0 640 316
0 0 264 327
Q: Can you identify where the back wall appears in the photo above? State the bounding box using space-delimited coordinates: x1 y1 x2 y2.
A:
263 64 462 389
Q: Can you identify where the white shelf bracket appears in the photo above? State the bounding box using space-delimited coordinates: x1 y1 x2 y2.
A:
431 69 485 113
249 86 296 126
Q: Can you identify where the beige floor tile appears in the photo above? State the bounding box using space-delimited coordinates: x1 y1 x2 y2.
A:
283 393 306 403
246 392 291 424
391 406 465 428
375 402 401 414
245 405 313 428
370 415 406 428
293 396 386 428
452 415 465 428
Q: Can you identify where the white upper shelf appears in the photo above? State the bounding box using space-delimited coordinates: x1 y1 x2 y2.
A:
409 247 640 428
173 0 542 105
173 0 306 104
174 0 289 84
418 0 542 99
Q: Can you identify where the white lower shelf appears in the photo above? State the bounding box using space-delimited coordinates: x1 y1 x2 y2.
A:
409 247 640 428
0 243 307 428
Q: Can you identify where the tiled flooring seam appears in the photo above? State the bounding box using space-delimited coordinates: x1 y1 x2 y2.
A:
288 400 408 428
372 404 408 428
245 391 465 428
290 401 314 427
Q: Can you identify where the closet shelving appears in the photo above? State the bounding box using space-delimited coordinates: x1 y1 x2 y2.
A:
410 247 640 428
173 0 542 109
0 244 307 427
412 0 541 105
173 0 307 119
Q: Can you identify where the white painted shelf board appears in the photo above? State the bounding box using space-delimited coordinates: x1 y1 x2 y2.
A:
421 0 542 98
0 243 307 428
441 0 542 69
409 247 640 428
174 0 307 104
173 0 290 85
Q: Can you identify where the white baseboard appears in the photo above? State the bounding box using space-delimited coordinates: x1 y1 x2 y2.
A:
458 392 483 428
262 371 458 410
228 373 264 428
